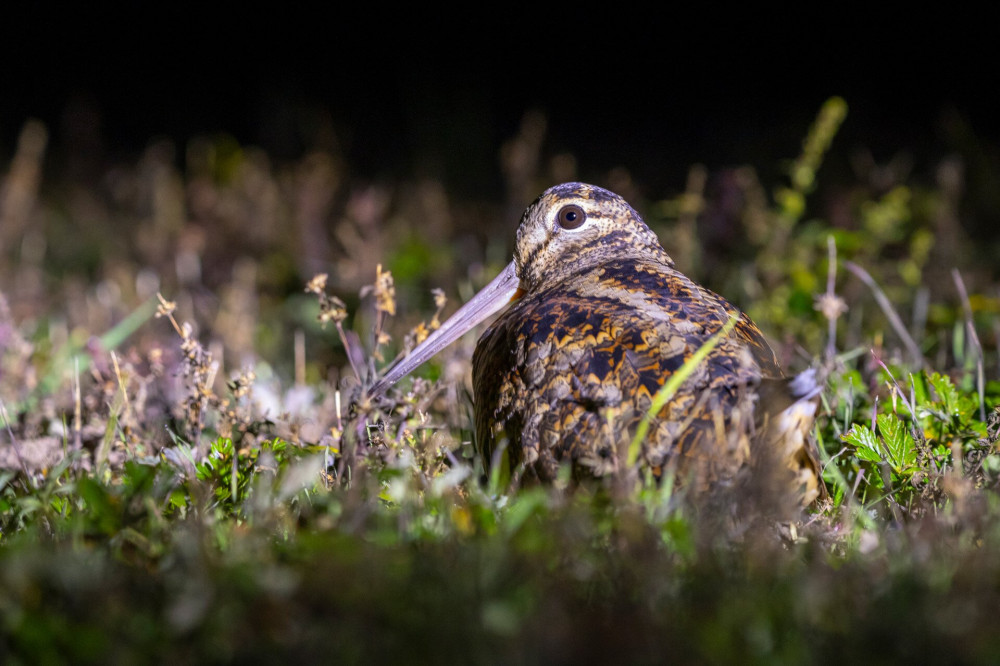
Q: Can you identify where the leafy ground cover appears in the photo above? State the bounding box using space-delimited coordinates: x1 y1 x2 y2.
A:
3 99 1000 663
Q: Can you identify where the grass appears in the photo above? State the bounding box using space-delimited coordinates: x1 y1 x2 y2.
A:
3 98 1000 663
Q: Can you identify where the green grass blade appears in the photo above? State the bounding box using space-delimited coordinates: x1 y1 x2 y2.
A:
627 315 739 466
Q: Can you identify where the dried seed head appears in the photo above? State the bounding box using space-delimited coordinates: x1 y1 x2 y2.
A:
155 294 177 318
228 368 256 400
318 295 348 327
814 292 848 321
409 322 430 347
374 264 396 317
305 273 328 294
306 273 348 327
430 288 447 329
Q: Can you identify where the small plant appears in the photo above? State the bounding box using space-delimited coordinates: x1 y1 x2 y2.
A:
840 367 997 511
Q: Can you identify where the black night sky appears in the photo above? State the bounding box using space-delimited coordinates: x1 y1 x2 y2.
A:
2 6 997 200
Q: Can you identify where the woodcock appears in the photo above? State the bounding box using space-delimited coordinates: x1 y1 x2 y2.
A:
369 183 825 504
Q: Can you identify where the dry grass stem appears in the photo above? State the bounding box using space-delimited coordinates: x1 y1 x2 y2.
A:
953 268 986 421
845 261 924 367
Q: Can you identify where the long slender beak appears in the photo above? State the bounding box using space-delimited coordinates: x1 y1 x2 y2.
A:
368 261 522 397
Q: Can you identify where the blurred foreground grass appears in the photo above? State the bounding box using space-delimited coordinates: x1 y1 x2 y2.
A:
3 99 1000 662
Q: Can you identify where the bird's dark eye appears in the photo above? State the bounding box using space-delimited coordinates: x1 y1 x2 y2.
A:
556 204 586 230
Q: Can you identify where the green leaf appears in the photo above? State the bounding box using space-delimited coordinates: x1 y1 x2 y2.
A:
910 372 929 410
501 488 548 537
212 437 234 457
122 460 157 497
77 477 120 535
876 413 916 472
168 489 188 509
927 372 960 418
843 424 882 463
0 471 14 493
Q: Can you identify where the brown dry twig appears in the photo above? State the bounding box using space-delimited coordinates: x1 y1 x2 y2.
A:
844 261 924 368
306 273 362 383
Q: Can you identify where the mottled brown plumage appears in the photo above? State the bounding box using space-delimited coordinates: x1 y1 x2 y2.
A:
371 183 824 503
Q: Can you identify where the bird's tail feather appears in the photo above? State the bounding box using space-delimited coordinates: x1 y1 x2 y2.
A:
757 368 827 505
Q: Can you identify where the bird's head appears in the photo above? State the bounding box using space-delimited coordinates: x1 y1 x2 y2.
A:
514 182 669 292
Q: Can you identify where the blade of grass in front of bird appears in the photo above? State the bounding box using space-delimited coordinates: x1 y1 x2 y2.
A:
627 315 739 466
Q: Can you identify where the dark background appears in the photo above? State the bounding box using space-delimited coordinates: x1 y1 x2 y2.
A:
3 7 997 198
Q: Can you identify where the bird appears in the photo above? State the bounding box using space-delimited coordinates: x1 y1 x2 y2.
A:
369 182 825 505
